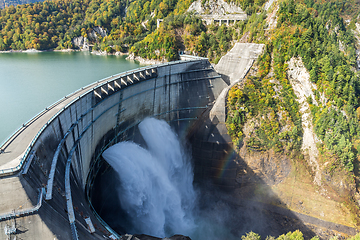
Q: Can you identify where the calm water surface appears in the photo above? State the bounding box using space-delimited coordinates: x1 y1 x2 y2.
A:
0 51 140 144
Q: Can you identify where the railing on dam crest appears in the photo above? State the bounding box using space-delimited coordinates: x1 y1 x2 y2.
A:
0 57 220 240
0 59 208 177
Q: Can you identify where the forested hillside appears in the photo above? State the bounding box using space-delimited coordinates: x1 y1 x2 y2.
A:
0 0 43 9
0 0 194 54
225 0 360 227
1 0 33 9
228 0 359 167
0 0 268 61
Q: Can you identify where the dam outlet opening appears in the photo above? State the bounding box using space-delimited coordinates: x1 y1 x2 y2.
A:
90 117 240 240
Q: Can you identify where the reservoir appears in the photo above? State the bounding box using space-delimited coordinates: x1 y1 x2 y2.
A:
0 51 140 144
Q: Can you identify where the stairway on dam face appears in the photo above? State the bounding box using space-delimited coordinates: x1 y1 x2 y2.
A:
0 44 265 240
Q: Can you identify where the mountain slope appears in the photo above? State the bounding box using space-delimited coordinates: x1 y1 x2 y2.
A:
226 0 360 230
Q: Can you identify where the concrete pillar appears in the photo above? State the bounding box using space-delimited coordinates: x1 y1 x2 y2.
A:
132 73 138 81
114 80 121 88
127 75 133 84
157 19 163 29
121 77 127 85
107 83 114 92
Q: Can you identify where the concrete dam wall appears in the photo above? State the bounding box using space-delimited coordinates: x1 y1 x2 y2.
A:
2 43 357 240
0 58 232 240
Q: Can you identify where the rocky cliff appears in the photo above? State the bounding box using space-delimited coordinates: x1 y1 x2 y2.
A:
221 37 360 235
188 0 245 15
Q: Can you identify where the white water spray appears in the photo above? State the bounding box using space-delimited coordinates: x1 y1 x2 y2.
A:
102 118 196 238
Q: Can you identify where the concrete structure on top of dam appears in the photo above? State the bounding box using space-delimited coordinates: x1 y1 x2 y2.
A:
0 44 264 240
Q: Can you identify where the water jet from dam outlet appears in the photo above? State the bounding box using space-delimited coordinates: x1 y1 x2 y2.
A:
102 118 195 237
102 118 239 240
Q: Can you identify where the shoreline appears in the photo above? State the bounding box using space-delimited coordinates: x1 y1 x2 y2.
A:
0 48 167 66
0 48 130 56
0 48 75 53
126 52 165 65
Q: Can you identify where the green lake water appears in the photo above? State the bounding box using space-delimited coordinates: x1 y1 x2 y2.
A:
0 51 140 144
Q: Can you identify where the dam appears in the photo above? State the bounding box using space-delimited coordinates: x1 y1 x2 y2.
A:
0 44 264 240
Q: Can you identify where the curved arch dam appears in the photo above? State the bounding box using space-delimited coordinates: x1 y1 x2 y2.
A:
0 45 265 240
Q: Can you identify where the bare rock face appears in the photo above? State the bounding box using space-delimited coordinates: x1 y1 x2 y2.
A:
94 26 107 37
322 166 357 198
265 2 278 30
126 52 165 65
188 0 244 15
287 57 322 186
354 22 360 70
88 26 107 40
72 36 89 50
237 141 291 186
264 0 276 11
